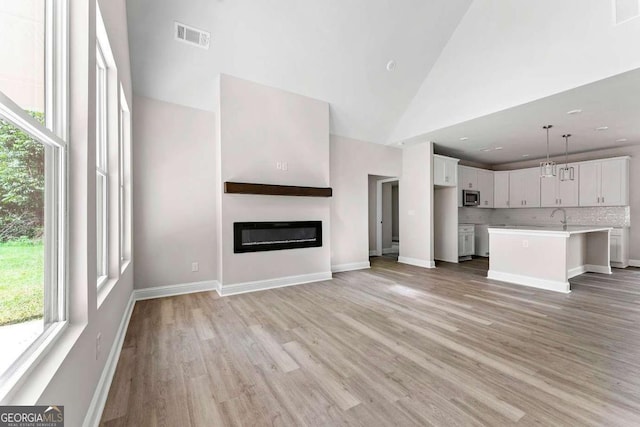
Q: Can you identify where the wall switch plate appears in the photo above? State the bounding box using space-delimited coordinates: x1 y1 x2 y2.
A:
192 262 199 272
276 161 282 170
522 240 529 248
282 162 288 171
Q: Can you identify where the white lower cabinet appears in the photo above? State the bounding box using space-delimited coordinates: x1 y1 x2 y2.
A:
458 224 475 259
610 228 629 268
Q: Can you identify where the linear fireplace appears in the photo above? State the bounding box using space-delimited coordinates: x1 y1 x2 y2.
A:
233 221 323 253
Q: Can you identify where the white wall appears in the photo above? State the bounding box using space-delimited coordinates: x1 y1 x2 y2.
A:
434 187 458 263
382 182 393 250
218 74 331 285
392 185 399 241
5 2 135 427
331 135 402 269
391 0 640 142
132 95 217 289
398 142 434 267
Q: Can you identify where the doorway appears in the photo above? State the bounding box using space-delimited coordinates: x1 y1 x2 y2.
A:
368 175 399 258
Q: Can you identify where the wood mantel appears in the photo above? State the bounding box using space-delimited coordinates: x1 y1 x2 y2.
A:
224 182 332 197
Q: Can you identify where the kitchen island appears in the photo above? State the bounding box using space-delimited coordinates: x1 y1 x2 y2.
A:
487 226 612 293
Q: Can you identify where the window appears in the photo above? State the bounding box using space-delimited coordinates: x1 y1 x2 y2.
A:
119 85 131 268
0 0 67 396
96 44 108 285
95 3 117 288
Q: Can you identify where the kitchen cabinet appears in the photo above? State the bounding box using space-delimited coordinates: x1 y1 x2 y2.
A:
509 168 540 208
458 165 492 208
610 228 629 268
579 157 629 207
433 154 459 187
459 166 478 190
458 224 475 259
477 169 494 208
540 163 579 207
494 171 510 208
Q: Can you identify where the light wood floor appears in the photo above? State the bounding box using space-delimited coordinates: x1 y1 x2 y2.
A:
101 257 640 426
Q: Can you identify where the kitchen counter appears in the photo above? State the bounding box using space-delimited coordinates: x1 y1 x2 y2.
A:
487 225 612 293
488 225 613 235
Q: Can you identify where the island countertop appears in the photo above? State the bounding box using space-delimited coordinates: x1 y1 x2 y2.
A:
488 225 613 236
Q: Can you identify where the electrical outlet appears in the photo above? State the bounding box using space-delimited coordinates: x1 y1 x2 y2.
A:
96 332 102 360
192 262 199 272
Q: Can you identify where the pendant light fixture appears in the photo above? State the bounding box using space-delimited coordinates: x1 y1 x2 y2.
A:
540 125 556 178
559 134 575 181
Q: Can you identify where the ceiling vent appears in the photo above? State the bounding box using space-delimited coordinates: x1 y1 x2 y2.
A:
614 0 640 24
174 21 210 49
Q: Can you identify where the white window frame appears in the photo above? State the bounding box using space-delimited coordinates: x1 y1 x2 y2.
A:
118 85 131 271
96 43 108 287
0 0 68 400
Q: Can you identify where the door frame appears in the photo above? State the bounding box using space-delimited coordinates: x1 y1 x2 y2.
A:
376 178 399 256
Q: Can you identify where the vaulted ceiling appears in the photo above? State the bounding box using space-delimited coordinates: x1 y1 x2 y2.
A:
126 0 472 144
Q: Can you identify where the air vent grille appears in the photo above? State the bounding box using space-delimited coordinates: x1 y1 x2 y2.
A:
174 21 210 49
614 0 640 24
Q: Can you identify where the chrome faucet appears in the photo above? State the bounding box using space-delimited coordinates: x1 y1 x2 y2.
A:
551 208 568 230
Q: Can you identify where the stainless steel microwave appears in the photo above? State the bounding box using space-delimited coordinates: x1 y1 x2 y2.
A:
463 190 480 206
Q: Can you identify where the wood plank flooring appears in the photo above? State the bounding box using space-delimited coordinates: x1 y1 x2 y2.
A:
101 257 640 426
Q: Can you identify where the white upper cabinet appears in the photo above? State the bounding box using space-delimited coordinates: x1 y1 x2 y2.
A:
477 169 494 208
509 168 540 208
459 166 478 190
540 163 579 207
579 157 629 207
494 171 510 208
433 154 459 187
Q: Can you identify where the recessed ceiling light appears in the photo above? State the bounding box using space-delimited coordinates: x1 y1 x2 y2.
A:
595 126 609 131
615 138 628 142
459 136 469 141
522 154 530 157
386 60 396 71
495 146 503 150
567 109 582 115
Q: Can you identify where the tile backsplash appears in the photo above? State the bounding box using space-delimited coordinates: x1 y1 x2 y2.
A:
457 208 492 224
459 206 630 227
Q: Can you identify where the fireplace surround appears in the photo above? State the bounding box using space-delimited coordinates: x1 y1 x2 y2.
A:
233 221 323 253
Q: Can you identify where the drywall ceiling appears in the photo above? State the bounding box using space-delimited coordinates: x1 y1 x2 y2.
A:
126 0 472 144
417 68 640 166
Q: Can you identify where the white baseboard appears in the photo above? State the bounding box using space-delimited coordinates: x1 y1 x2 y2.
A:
568 265 587 279
585 264 612 275
398 256 436 269
332 262 370 273
369 250 379 257
83 293 136 427
133 280 219 301
629 259 640 268
488 270 570 293
382 247 397 255
435 257 458 264
218 271 332 297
